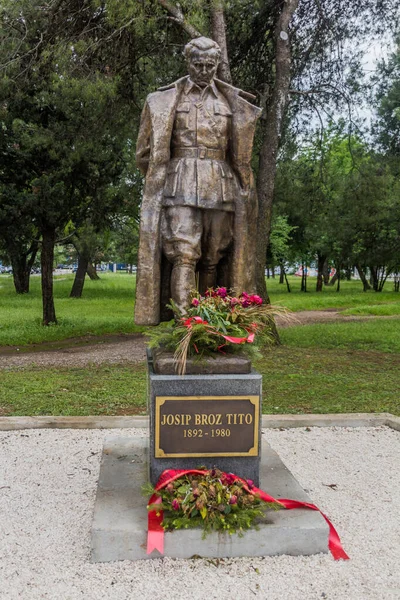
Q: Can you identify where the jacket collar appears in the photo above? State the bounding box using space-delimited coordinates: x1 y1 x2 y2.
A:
184 77 219 98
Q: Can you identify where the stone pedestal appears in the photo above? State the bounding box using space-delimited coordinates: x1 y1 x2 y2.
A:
90 436 329 562
148 351 262 486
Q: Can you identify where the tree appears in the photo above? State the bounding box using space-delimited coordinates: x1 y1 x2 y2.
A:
374 41 400 157
0 1 138 322
268 215 296 292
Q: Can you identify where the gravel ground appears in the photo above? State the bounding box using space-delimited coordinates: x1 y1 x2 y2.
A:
0 426 399 600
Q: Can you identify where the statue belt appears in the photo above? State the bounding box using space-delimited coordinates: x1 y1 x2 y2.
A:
172 147 226 160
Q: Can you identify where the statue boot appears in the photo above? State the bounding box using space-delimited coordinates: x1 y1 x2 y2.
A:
171 261 196 315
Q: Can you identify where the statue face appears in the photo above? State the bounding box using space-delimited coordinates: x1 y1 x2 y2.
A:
188 49 219 87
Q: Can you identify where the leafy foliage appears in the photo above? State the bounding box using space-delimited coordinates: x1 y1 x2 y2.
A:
146 468 278 537
148 288 290 373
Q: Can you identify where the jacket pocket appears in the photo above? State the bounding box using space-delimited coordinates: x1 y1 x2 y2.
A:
218 162 237 204
214 102 232 117
163 160 181 197
175 102 191 129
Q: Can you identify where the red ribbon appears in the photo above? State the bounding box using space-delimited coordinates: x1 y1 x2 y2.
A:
183 316 208 327
183 317 255 345
147 468 349 561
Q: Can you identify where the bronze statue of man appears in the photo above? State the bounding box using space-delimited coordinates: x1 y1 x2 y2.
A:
135 37 261 325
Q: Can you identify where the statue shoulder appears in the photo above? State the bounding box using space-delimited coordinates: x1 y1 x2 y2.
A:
144 76 187 109
156 76 188 92
215 79 258 108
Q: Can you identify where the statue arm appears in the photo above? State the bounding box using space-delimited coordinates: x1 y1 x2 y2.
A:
136 101 151 176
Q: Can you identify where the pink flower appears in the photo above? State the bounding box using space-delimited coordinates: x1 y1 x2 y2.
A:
249 294 263 305
230 297 240 307
246 479 254 490
229 495 238 505
191 298 200 306
171 499 180 511
166 483 174 493
241 292 251 307
216 287 227 298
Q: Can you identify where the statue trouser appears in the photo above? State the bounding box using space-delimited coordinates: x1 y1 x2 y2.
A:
161 206 234 314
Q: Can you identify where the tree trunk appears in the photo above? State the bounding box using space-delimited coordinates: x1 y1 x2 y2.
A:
345 267 352 281
355 263 371 291
328 270 339 286
86 263 100 280
10 255 31 294
255 0 299 300
369 265 378 291
284 269 291 293
40 227 57 325
316 253 326 292
70 253 89 298
301 261 307 292
210 0 232 83
336 264 341 292
322 259 330 285
279 263 284 284
9 241 38 294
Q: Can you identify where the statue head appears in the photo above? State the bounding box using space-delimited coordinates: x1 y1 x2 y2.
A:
184 37 221 88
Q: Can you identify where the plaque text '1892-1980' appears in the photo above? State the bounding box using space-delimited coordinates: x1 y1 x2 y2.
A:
155 395 259 458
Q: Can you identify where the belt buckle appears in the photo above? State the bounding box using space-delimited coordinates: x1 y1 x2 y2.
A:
199 148 206 159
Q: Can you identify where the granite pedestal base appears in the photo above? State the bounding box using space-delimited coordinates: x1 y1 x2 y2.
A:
148 352 262 486
90 435 329 562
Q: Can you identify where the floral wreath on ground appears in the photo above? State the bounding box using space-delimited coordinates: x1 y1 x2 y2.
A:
144 467 278 538
148 287 291 374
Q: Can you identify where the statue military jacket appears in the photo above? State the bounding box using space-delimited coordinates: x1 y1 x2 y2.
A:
135 76 262 326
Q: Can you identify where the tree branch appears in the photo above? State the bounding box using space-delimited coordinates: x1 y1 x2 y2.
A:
157 0 202 38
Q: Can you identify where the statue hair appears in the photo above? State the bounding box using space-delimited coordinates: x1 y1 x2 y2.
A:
184 37 221 62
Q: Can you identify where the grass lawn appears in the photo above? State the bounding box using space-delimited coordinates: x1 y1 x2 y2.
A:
1 319 399 417
1 272 399 346
0 364 147 416
266 275 400 312
0 272 144 346
1 272 399 417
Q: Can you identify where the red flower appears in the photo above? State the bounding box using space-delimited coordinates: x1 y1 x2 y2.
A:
171 499 180 511
240 292 251 307
229 495 238 505
223 473 236 485
191 298 200 306
216 287 227 298
249 294 263 305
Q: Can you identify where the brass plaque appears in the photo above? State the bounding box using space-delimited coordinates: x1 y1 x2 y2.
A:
155 395 259 458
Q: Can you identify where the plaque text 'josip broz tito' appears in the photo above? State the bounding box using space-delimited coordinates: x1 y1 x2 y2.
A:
155 396 259 458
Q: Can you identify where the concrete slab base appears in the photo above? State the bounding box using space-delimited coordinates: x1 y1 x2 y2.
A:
90 435 329 561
